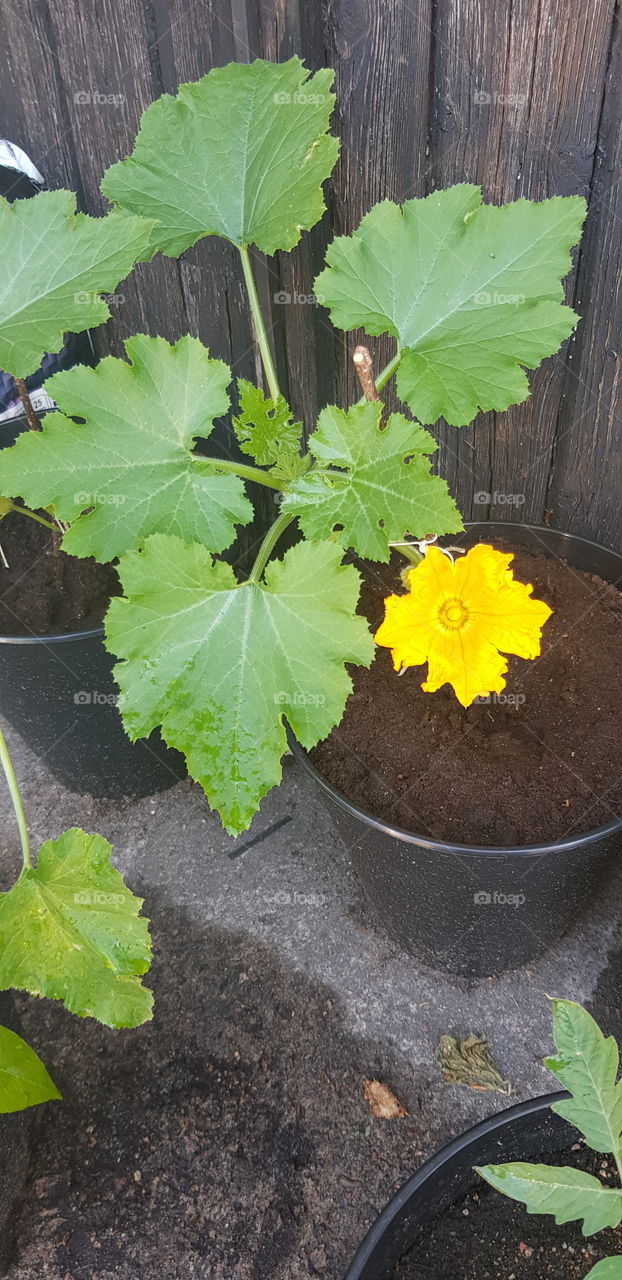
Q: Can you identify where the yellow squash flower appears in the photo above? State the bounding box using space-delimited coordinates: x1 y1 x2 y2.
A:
374 543 553 708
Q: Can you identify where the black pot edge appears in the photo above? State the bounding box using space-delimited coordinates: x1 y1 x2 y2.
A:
344 1090 568 1280
288 520 622 859
0 624 104 646
3 521 620 652
289 734 622 858
455 519 622 573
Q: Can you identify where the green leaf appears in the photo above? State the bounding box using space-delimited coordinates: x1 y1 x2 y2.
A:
314 186 586 426
0 1026 61 1113
476 1163 622 1237
282 402 462 561
101 58 339 257
232 380 304 475
0 335 252 562
586 1259 622 1279
546 1000 622 1156
105 535 374 835
0 498 12 519
0 829 152 1029
0 189 153 379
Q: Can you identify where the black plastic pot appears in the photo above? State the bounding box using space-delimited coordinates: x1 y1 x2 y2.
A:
345 1090 570 1279
0 624 186 798
291 523 622 978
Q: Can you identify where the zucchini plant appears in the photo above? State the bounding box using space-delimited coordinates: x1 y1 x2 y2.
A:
478 1000 622 1279
0 57 586 834
0 725 152 1113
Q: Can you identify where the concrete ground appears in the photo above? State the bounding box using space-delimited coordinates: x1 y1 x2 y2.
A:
1 723 621 1279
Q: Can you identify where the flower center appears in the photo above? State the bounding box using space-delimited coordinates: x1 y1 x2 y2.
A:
438 597 469 630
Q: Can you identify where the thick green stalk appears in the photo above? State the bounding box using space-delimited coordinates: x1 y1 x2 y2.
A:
0 727 31 869
248 511 295 584
393 541 424 566
239 246 281 403
357 349 401 405
4 502 57 532
206 457 284 490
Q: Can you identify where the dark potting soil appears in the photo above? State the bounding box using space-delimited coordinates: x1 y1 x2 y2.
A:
395 1142 622 1279
311 542 622 847
0 510 119 636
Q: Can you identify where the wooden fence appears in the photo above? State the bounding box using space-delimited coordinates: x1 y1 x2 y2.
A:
3 0 622 549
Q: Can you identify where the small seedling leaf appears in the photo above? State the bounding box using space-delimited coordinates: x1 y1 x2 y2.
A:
546 1000 622 1156
476 1163 622 1237
0 829 153 1029
0 1026 61 1113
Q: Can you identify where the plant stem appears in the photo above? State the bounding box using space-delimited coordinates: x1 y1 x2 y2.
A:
353 345 380 401
0 727 31 869
391 540 424 566
14 380 40 432
358 349 401 406
248 511 295 584
207 457 284 490
239 246 280 403
5 502 58 532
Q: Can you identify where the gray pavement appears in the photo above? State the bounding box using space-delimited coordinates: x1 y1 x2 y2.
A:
1 724 621 1279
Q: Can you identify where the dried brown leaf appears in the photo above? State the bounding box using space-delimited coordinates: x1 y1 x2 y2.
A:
363 1078 408 1119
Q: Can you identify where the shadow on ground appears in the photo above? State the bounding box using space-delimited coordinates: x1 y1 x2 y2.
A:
7 893 437 1280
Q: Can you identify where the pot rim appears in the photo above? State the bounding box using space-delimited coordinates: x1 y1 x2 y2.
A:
290 520 622 858
1 520 619 651
0 624 104 646
344 1089 568 1280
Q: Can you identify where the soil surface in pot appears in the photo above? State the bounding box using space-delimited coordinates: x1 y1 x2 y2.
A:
395 1142 622 1278
0 510 119 636
311 541 622 846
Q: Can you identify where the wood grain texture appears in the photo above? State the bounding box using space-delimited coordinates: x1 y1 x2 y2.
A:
421 0 617 527
0 0 621 549
547 6 622 551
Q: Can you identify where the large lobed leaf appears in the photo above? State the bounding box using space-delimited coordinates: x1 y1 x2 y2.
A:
546 999 622 1157
0 1026 61 1113
105 535 374 834
102 58 339 257
314 186 586 426
476 1162 622 1237
282 402 462 560
586 1260 622 1279
0 189 153 379
0 829 152 1029
0 335 252 562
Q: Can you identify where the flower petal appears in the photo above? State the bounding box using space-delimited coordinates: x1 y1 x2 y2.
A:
374 592 434 670
476 578 553 659
455 542 515 603
374 541 553 706
423 625 509 707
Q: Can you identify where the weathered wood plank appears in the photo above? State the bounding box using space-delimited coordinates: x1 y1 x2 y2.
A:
319 0 435 416
0 0 621 553
547 8 622 552
425 0 617 527
1 0 189 354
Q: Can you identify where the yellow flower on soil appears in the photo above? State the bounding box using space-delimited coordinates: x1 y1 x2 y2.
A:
374 543 553 708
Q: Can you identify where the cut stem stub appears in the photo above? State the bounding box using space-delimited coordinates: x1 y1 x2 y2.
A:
353 345 380 402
